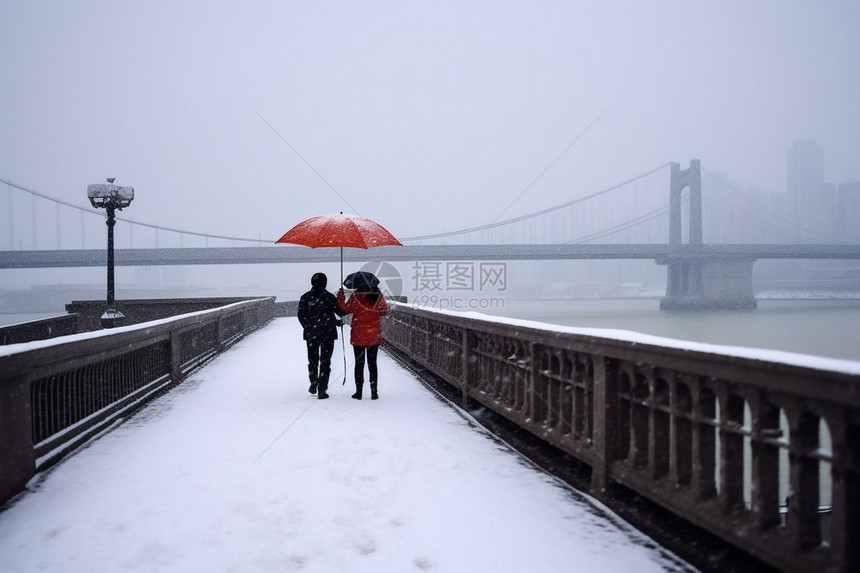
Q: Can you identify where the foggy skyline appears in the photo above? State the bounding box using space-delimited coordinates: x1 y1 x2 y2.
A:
2 1 859 245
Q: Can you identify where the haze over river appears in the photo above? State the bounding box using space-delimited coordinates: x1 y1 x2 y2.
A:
3 296 860 363
478 297 860 362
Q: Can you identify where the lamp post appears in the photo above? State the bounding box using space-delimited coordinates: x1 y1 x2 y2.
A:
87 178 134 328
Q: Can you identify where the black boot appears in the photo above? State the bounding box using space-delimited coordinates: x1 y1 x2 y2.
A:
370 382 378 400
317 388 329 399
308 381 318 394
352 382 363 400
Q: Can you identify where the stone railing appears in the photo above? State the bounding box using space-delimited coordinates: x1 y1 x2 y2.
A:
65 296 273 332
0 297 275 506
1 314 79 345
382 302 860 573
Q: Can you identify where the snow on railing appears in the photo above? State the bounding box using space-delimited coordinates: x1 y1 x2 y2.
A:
0 298 276 506
382 301 860 573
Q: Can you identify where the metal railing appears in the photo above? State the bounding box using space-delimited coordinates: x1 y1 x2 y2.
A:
382 302 860 573
1 297 275 505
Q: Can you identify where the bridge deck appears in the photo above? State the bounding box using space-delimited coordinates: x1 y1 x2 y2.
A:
3 243 860 268
0 319 690 573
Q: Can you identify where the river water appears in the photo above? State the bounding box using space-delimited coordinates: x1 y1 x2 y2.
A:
479 297 860 362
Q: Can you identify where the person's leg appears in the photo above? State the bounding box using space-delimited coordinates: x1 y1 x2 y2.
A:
306 340 320 394
317 339 335 399
367 345 379 399
352 345 366 399
318 339 335 388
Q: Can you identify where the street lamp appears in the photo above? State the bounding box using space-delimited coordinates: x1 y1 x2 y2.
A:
87 178 134 328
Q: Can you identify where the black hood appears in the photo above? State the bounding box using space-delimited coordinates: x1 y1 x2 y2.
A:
310 272 327 290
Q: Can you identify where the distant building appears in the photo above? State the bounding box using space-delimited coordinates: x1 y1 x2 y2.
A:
765 192 796 244
701 171 774 244
799 183 837 242
770 192 787 218
786 139 824 230
838 181 860 243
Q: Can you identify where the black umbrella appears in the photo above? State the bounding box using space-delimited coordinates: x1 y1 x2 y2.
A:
343 271 380 290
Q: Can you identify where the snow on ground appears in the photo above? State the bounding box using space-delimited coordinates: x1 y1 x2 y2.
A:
0 318 694 573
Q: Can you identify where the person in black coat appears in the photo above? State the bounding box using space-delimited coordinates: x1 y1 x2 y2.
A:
297 272 344 399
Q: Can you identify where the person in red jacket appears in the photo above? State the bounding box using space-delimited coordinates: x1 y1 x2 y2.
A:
337 285 389 400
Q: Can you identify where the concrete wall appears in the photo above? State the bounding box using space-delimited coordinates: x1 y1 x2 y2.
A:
1 314 79 345
66 297 268 332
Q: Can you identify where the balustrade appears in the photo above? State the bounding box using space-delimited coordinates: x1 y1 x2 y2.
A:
1 297 275 506
382 302 860 573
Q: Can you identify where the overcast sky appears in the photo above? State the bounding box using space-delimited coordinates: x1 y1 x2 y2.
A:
2 0 859 243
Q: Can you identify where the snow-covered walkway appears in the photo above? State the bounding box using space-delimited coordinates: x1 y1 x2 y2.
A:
0 318 694 572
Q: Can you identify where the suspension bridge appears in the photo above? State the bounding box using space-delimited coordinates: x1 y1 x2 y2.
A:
4 163 859 572
3 161 860 309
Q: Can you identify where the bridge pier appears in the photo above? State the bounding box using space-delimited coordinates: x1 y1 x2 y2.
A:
660 257 757 310
660 160 758 311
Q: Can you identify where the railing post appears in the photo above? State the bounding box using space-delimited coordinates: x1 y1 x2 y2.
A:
0 374 35 505
591 356 619 493
750 394 781 529
720 393 746 511
215 316 225 352
670 377 692 487
829 411 860 571
527 341 538 423
648 375 671 480
170 331 183 385
692 383 717 500
461 327 471 409
788 410 822 549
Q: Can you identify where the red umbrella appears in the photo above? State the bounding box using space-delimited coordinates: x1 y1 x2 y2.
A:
275 212 402 284
277 212 401 386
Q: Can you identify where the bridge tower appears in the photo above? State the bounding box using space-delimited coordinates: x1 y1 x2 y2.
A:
660 160 757 310
669 159 702 245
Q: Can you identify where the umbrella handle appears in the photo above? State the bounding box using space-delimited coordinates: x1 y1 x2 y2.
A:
340 325 347 385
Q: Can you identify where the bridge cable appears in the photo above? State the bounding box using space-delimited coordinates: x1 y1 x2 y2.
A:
3 161 670 247
400 162 672 242
252 108 360 215
564 204 671 244
702 199 842 244
1 177 270 245
699 168 844 244
471 108 607 243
